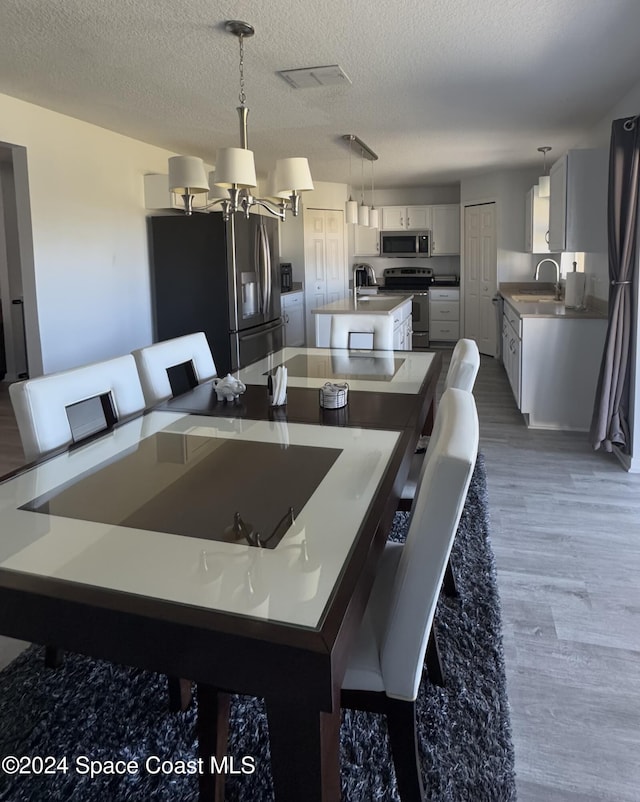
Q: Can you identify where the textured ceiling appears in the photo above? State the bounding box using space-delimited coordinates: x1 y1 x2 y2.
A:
1 0 640 187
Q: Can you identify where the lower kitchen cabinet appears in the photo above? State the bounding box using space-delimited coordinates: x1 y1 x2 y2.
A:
502 302 521 406
502 299 607 430
429 288 460 342
392 299 413 350
282 290 305 347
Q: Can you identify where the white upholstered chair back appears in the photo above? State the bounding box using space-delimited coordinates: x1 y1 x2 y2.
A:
380 388 479 701
445 338 480 392
131 332 217 408
329 314 394 351
9 355 146 462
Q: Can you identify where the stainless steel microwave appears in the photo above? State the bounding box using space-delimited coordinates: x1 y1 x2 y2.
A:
380 230 431 257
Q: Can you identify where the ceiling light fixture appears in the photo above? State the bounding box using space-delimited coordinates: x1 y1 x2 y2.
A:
358 148 369 227
169 20 314 219
368 159 379 230
341 135 378 227
345 137 358 224
537 146 552 198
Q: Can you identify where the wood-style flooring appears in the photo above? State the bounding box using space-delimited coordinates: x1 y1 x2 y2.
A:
1 356 639 801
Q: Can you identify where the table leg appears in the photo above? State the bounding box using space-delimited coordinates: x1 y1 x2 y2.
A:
196 684 230 802
266 698 341 802
422 394 437 436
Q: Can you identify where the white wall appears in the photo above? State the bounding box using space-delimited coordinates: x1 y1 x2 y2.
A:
0 93 175 374
460 167 542 283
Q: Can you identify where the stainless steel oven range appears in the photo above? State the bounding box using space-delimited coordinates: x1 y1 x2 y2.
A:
382 267 434 349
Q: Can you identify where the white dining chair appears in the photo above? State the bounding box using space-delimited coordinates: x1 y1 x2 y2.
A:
399 338 480 511
132 331 217 408
330 314 394 350
341 387 479 802
9 354 146 463
9 354 147 671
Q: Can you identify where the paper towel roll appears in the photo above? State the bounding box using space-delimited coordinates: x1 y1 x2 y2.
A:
565 272 585 308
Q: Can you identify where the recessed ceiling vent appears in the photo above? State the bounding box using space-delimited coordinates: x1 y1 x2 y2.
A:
278 65 351 89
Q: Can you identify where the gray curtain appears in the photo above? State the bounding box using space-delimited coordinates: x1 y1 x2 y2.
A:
590 115 640 452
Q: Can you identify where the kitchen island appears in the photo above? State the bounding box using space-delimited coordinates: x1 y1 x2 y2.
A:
499 283 607 430
312 293 413 349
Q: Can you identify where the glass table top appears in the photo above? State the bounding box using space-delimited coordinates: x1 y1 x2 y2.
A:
0 412 401 630
238 347 436 394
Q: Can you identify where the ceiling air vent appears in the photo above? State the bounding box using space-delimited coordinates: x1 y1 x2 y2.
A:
278 65 351 89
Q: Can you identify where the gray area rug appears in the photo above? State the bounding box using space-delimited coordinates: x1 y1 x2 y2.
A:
0 454 516 801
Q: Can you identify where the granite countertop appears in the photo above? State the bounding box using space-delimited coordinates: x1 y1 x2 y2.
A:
499 283 607 320
311 293 413 315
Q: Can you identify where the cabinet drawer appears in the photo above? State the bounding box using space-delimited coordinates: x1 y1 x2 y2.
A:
429 288 459 302
503 301 521 334
282 291 303 308
429 301 459 321
430 321 460 341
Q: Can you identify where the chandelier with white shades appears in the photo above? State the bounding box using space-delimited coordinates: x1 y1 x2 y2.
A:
168 20 314 219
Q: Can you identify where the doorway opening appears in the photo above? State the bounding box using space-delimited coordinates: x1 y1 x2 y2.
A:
0 142 39 381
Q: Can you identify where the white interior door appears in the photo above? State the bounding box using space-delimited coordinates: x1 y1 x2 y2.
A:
463 202 497 356
303 209 346 344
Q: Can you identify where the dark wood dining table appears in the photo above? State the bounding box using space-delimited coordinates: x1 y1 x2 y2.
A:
0 346 441 802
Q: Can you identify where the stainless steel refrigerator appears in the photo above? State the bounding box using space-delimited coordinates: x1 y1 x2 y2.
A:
148 212 283 375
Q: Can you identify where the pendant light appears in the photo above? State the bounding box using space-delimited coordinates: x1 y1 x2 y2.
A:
537 146 552 198
341 135 378 225
358 150 370 227
368 159 379 229
345 136 358 224
169 20 313 219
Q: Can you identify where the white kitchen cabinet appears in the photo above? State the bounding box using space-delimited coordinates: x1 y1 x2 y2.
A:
548 149 608 253
429 288 460 342
502 299 607 430
524 185 550 253
392 299 413 350
502 302 521 405
282 290 305 347
430 205 460 255
354 224 380 256
381 206 432 231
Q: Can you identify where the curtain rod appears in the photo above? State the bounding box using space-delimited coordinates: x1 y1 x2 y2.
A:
341 134 378 161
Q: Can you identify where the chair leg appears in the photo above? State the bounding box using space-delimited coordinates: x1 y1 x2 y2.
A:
426 627 445 687
45 645 64 668
168 677 193 712
385 697 425 802
442 556 458 597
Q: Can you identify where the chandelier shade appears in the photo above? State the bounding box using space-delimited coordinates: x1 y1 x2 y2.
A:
275 157 314 194
213 147 257 189
168 156 209 195
207 173 230 200
358 203 370 227
368 207 379 229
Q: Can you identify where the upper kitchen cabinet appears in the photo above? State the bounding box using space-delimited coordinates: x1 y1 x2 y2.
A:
381 206 432 231
524 185 550 253
430 204 460 255
548 149 608 253
354 223 380 256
